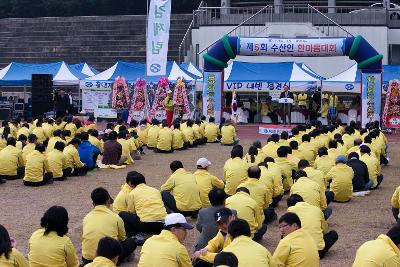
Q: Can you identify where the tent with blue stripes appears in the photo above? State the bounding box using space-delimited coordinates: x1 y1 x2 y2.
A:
69 63 99 79
180 62 203 78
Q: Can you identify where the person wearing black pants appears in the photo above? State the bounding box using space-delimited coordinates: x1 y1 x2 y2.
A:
23 173 53 187
161 191 199 217
118 211 164 237
319 230 339 258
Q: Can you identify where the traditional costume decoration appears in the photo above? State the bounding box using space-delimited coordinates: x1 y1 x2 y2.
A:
383 80 400 128
150 77 169 120
173 78 190 118
112 76 130 110
231 90 239 123
128 79 150 123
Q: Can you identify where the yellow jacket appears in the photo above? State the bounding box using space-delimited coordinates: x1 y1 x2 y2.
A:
182 127 195 145
161 168 202 211
128 183 167 221
17 126 30 139
89 135 103 153
42 123 54 139
23 150 50 182
117 138 134 165
172 129 186 149
164 96 174 111
157 127 173 151
360 153 381 188
194 169 224 208
28 229 79 267
223 236 276 267
298 141 316 165
223 157 249 196
82 205 126 260
147 125 160 148
238 177 272 209
297 93 307 106
32 127 46 144
303 166 327 190
352 234 400 267
46 149 67 179
288 202 328 250
326 163 354 202
138 230 192 267
262 142 279 159
313 155 335 177
22 143 35 164
137 125 149 146
46 136 66 154
0 248 28 267
112 183 133 214
290 177 327 210
64 123 77 137
221 125 236 145
225 192 264 237
85 256 116 267
391 186 400 217
273 228 320 267
275 157 297 191
0 145 24 176
63 144 84 169
259 165 283 198
320 102 329 117
200 230 232 263
204 123 220 142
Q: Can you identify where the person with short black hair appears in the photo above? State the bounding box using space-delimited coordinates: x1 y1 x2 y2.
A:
346 152 372 192
205 117 220 143
353 225 400 266
273 212 319 266
82 187 137 265
88 129 103 153
326 155 354 202
64 138 88 176
46 129 66 153
0 224 28 266
32 121 46 144
298 134 316 165
46 141 72 181
28 206 79 266
117 130 135 164
223 145 248 196
23 144 53 186
156 120 174 153
275 146 297 192
220 120 238 146
16 134 27 150
85 237 122 267
213 252 238 267
360 145 383 189
102 131 126 166
261 134 280 158
172 121 188 150
0 137 24 180
195 188 227 251
222 219 275 266
138 213 193 266
161 161 202 217
287 194 338 258
314 147 335 177
78 132 101 170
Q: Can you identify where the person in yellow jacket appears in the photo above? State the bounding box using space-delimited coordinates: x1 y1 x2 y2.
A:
299 159 327 191
138 213 193 267
161 161 202 216
156 121 173 153
289 140 304 161
275 146 297 192
352 226 400 267
259 157 284 207
326 155 354 202
391 185 400 223
46 129 66 154
221 120 238 146
137 119 149 146
192 208 235 265
252 140 267 163
287 194 338 259
320 98 329 118
172 121 188 150
239 166 276 223
85 237 121 267
222 219 276 267
314 147 335 177
17 123 30 139
23 144 53 186
0 137 24 180
262 134 280 158
204 117 220 143
298 134 316 165
194 158 224 208
164 90 174 127
46 141 72 181
0 224 29 267
182 120 197 147
42 119 55 140
193 120 206 145
28 206 79 267
273 212 320 266
82 188 136 264
225 187 266 241
297 92 307 108
63 138 87 176
22 134 37 164
243 145 261 166
87 129 103 153
360 145 383 189
147 119 160 149
223 145 248 196
117 130 134 165
32 121 46 144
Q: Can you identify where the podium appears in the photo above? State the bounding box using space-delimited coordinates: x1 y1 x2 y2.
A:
279 98 294 125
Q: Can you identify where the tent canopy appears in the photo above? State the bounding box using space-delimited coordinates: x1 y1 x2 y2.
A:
224 61 322 83
87 61 199 83
180 62 203 78
325 64 400 83
69 63 99 79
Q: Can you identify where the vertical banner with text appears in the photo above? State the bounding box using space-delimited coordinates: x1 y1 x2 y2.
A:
146 0 171 76
203 72 222 123
361 72 382 127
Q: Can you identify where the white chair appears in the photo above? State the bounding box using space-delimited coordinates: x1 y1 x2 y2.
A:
318 117 328 125
262 115 272 123
338 112 348 124
347 109 358 125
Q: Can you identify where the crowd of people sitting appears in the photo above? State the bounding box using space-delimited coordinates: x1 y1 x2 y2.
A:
0 114 400 267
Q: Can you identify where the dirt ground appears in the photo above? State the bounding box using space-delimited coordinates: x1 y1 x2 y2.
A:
0 138 399 267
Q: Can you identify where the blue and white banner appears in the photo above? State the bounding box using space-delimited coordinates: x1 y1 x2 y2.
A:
146 0 171 76
239 37 346 57
203 72 222 123
361 73 382 127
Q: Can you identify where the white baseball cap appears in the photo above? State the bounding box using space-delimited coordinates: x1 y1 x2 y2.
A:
165 213 193 229
196 158 211 168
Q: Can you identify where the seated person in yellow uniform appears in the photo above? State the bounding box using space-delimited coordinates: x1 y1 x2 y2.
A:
161 160 202 217
82 187 137 265
182 119 197 147
17 123 30 140
260 157 284 208
84 115 97 132
117 130 134 165
146 119 160 149
86 237 122 267
28 206 79 267
223 145 248 196
352 225 400 267
0 137 24 180
221 120 239 146
360 145 383 189
88 129 103 153
391 185 400 223
0 224 29 267
46 141 72 181
243 145 261 166
136 119 149 147
314 147 336 177
32 121 46 144
204 117 220 143
62 130 72 144
43 118 55 140
192 208 236 265
46 129 65 153
275 146 297 192
172 121 188 150
64 138 88 176
16 134 27 150
23 144 53 187
22 134 37 164
326 155 354 202
194 120 207 145
156 120 174 153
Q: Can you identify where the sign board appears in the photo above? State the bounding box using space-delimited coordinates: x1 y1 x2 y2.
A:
202 72 222 123
259 124 295 135
361 72 382 127
80 81 117 119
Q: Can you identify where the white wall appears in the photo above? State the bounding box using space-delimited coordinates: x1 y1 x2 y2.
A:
192 25 388 78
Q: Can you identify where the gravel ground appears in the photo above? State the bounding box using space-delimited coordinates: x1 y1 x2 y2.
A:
0 139 398 267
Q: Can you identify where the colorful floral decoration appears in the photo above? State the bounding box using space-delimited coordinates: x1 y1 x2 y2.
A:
149 77 169 119
112 76 130 110
173 78 190 118
383 79 400 128
128 79 150 123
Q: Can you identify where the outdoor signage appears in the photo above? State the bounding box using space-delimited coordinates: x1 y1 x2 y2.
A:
383 80 400 128
80 81 117 119
146 0 171 76
361 72 382 127
202 72 222 123
239 37 346 57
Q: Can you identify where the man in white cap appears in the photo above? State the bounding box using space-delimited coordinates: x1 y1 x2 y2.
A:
164 90 174 127
194 158 225 208
138 213 193 267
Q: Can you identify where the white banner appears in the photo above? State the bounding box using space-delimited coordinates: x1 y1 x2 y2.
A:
146 0 171 76
239 37 346 57
80 81 117 119
361 73 382 127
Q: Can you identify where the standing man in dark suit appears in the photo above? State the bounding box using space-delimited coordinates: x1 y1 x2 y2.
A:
54 89 70 118
279 85 294 125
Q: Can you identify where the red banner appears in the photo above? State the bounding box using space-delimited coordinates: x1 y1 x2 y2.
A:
383 80 400 128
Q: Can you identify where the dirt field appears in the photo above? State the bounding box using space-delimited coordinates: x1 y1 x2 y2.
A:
0 138 398 267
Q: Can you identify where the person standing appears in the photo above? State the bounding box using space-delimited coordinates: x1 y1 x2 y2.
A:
164 90 174 127
54 90 70 118
279 85 294 125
